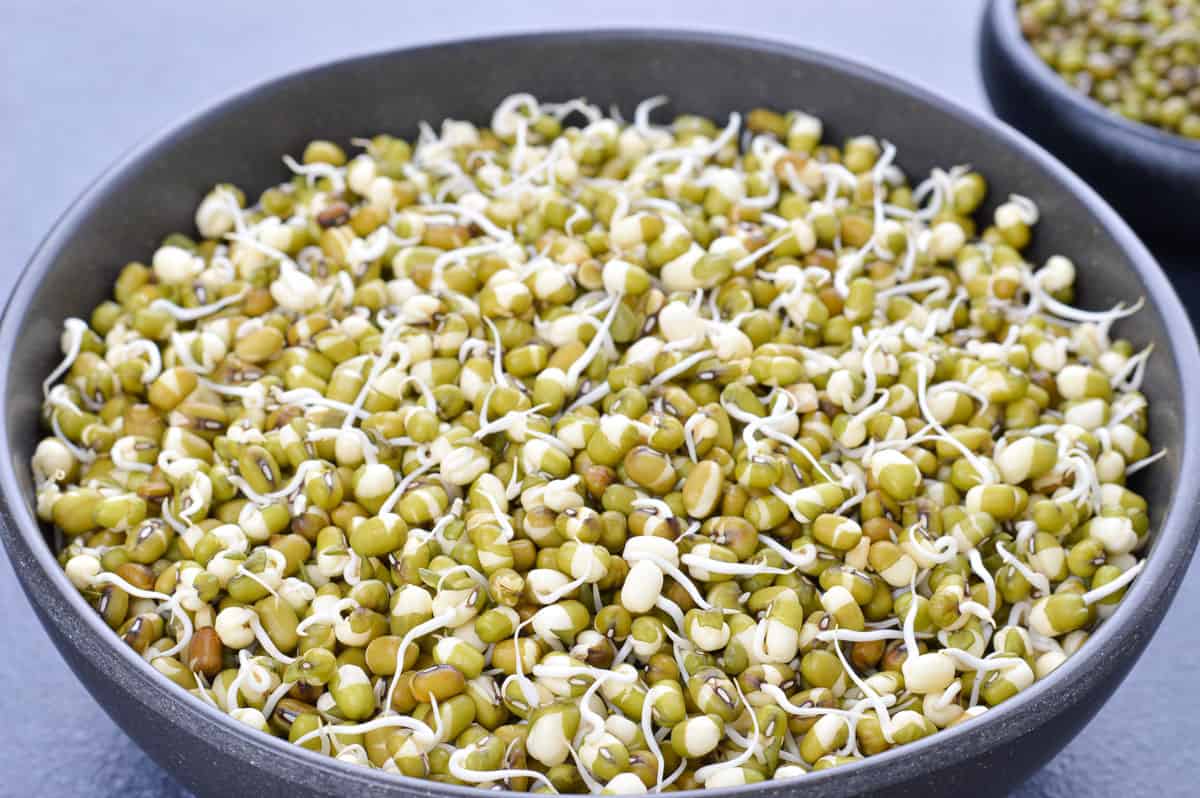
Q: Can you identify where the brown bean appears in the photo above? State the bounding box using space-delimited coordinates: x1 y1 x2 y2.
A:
114 562 155 591
316 202 351 228
188 626 223 677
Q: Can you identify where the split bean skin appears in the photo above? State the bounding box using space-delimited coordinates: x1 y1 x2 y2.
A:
36 93 1158 792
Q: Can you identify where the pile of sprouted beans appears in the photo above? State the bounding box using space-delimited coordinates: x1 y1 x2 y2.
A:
33 93 1162 793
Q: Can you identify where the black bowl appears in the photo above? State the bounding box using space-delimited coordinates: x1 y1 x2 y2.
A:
2 29 1199 798
980 0 1200 250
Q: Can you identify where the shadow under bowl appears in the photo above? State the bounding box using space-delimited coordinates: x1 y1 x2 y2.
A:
980 0 1200 252
2 28 1200 798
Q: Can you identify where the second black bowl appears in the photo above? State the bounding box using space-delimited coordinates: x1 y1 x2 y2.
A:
980 0 1200 249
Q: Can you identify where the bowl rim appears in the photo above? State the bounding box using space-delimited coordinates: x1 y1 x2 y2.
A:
986 0 1200 154
3 26 1200 797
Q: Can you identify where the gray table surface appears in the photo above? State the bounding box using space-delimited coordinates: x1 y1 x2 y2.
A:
3 1 1198 795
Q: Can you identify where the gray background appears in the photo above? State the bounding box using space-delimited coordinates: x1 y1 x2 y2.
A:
2 1 1197 796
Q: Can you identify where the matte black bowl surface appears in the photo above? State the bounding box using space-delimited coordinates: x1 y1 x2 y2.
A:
3 29 1199 798
980 0 1200 249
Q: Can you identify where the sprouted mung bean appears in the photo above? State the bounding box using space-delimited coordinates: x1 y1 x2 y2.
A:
34 93 1163 793
1017 0 1200 139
